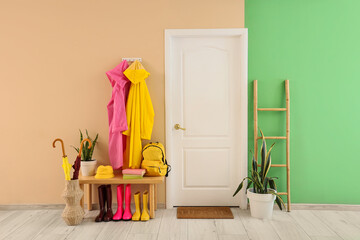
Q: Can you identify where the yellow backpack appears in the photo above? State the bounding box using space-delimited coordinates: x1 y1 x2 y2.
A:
141 142 170 177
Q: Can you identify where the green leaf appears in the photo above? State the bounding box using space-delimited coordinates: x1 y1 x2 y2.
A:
233 181 243 197
269 190 286 211
89 133 98 159
85 129 91 140
268 178 278 191
263 143 275 179
253 171 264 193
259 129 266 181
71 145 79 153
79 129 83 143
82 139 87 160
263 143 275 178
268 179 284 210
252 154 257 173
233 177 252 197
264 177 269 193
86 141 90 160
275 195 284 210
246 181 253 190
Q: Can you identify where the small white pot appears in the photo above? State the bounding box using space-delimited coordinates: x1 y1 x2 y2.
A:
81 160 97 176
247 188 276 219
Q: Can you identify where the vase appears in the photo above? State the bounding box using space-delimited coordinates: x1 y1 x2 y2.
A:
61 179 84 226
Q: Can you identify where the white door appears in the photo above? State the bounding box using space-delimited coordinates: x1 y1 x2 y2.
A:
165 29 248 209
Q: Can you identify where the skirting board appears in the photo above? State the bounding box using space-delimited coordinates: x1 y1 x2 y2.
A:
0 203 166 211
289 203 360 211
0 203 359 211
269 203 360 211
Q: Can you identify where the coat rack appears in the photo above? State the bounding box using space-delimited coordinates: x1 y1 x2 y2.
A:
122 58 142 62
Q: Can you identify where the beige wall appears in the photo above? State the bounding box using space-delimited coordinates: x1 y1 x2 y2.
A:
0 0 244 205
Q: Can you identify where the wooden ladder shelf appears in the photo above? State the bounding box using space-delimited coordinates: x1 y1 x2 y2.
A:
253 80 291 212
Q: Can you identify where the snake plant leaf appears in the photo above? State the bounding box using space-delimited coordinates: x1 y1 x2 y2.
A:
79 129 83 143
233 181 243 197
233 177 252 197
268 179 284 210
264 177 269 193
83 140 89 160
263 142 275 179
88 133 98 160
86 129 90 140
71 145 79 153
85 140 90 160
253 171 264 192
269 190 286 210
246 181 253 190
259 129 266 179
252 154 257 173
268 178 277 191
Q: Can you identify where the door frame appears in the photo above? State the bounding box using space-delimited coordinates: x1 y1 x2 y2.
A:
165 28 248 209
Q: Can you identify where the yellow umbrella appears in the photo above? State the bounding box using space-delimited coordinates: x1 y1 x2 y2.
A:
53 138 72 180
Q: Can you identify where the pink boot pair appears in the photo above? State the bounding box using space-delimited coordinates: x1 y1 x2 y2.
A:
112 184 132 221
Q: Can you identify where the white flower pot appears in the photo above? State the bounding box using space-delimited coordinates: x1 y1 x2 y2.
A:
81 160 97 176
247 188 276 219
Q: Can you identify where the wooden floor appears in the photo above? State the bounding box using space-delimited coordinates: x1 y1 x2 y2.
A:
0 208 360 240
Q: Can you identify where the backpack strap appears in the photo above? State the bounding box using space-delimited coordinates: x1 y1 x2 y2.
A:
165 160 171 177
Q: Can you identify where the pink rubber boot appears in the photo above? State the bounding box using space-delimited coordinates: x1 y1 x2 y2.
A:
122 184 132 221
112 185 124 221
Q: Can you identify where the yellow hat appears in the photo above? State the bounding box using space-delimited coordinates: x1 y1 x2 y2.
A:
95 165 114 179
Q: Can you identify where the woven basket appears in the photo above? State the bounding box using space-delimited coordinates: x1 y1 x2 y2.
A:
61 179 84 226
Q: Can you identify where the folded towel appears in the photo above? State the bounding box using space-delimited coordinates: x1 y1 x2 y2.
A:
122 168 146 176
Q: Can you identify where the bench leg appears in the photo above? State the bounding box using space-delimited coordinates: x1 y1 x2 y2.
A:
80 183 84 210
154 184 157 211
87 184 92 211
149 184 155 219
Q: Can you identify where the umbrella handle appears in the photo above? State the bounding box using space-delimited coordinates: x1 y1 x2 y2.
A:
78 138 92 157
53 138 66 157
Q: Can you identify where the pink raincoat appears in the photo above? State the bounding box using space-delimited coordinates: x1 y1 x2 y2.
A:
106 60 130 169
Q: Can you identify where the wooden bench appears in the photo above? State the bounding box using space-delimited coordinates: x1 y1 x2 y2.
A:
79 174 165 219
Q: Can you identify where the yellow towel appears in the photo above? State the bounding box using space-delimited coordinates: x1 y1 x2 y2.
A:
95 165 114 179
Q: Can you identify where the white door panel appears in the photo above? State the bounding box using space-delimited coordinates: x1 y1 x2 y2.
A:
165 29 248 208
184 148 230 187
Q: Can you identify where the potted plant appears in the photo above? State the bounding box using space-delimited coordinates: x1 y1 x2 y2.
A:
233 130 285 219
72 129 99 176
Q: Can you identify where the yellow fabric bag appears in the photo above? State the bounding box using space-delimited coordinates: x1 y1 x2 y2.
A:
141 142 170 177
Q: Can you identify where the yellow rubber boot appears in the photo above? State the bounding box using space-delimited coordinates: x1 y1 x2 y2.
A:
141 191 150 221
132 192 141 221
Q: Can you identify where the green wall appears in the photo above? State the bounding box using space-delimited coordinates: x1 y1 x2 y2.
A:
246 0 360 204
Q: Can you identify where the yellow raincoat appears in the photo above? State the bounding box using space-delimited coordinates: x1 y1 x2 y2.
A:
123 60 154 169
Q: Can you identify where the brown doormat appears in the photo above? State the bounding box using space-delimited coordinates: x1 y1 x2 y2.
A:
177 207 234 219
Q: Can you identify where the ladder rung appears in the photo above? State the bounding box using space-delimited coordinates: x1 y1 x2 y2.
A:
257 164 286 167
257 136 287 140
278 192 288 195
258 108 286 111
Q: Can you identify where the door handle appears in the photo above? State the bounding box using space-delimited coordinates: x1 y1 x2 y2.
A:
174 124 186 131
